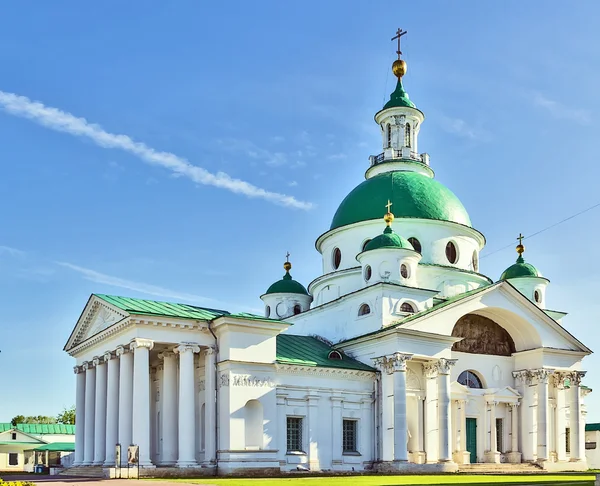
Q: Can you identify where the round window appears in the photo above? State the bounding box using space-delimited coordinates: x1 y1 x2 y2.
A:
408 237 422 254
446 241 458 264
364 265 372 282
400 263 409 279
332 247 342 270
472 250 479 272
534 290 541 303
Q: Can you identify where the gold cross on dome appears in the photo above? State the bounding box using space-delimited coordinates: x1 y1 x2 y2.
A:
285 251 290 262
517 233 524 245
385 200 393 213
391 28 407 59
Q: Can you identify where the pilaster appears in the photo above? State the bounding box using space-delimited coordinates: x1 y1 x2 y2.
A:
158 351 178 465
203 346 217 465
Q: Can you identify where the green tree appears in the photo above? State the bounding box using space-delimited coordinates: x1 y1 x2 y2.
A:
10 415 25 426
10 415 56 426
56 406 76 425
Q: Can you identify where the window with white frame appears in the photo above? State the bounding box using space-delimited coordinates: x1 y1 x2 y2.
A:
287 417 303 453
343 419 358 453
496 418 503 452
8 453 18 466
11 432 17 440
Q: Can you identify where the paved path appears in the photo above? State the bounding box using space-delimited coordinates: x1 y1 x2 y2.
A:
0 476 213 486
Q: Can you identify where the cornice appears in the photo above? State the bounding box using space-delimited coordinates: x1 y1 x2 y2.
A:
275 364 374 380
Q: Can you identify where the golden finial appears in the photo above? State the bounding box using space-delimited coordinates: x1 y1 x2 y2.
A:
283 251 292 272
516 233 525 255
391 28 408 78
384 199 395 226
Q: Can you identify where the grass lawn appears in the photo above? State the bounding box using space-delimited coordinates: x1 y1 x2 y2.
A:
150 474 597 486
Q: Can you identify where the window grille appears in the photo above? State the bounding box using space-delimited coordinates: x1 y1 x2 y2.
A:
287 417 303 452
8 453 18 466
343 419 358 453
496 418 503 452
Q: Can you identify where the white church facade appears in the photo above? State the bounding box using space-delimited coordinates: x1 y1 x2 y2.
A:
63 37 591 475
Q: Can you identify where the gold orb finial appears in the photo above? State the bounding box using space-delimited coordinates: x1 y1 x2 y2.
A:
384 199 395 226
392 59 407 78
284 251 292 272
516 233 525 256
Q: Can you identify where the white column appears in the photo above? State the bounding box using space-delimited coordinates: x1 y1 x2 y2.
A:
276 393 288 463
73 366 86 466
489 401 497 454
131 338 154 467
306 395 320 470
159 351 178 465
514 370 536 462
82 361 96 466
438 358 456 462
203 347 217 465
117 345 133 466
93 357 108 465
511 403 519 452
175 344 200 467
536 369 551 461
458 400 466 454
570 371 585 461
391 353 412 462
104 351 120 466
361 397 374 460
423 362 439 463
417 395 425 454
331 397 343 467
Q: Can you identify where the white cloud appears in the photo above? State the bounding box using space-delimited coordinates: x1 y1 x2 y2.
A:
0 245 25 257
0 91 313 210
57 261 236 309
439 116 489 141
218 138 292 167
532 92 591 125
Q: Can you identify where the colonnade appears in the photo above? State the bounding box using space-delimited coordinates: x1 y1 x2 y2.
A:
72 338 216 468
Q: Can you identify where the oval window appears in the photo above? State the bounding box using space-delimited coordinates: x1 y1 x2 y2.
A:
400 263 409 279
358 304 371 316
534 290 541 303
364 265 372 282
446 241 458 264
332 247 342 270
265 305 270 318
472 250 479 272
408 237 422 254
293 304 302 315
400 302 415 313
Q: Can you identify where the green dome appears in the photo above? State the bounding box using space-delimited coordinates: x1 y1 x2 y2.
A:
364 226 414 251
331 171 472 230
383 79 416 110
266 271 309 295
500 255 541 280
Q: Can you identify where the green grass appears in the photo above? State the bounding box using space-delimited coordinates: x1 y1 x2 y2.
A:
148 474 596 486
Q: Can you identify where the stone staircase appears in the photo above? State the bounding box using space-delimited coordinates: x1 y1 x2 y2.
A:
60 466 106 478
459 462 545 474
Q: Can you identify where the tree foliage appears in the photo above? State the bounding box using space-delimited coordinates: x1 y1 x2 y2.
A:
10 415 56 426
56 406 76 425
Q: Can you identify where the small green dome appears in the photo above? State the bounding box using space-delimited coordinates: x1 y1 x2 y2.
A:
500 255 542 280
364 226 414 252
266 271 309 295
383 79 416 110
331 171 472 230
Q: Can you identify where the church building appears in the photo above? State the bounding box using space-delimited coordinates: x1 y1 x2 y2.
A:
63 33 591 475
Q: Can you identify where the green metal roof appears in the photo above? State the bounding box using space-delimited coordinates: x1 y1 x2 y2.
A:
276 334 374 371
0 424 76 435
29 442 75 452
330 171 471 230
586 423 600 432
364 226 414 252
383 79 416 109
0 441 41 446
266 271 309 296
500 256 541 280
95 294 272 322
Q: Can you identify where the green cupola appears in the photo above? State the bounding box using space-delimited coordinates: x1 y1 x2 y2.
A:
265 258 309 296
500 235 542 280
383 78 416 110
364 224 414 252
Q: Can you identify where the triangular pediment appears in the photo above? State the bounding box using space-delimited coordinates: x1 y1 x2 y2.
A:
64 295 129 352
0 429 45 444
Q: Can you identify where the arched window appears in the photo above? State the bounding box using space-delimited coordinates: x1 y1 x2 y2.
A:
332 247 342 270
400 263 410 279
446 241 458 264
364 265 372 282
408 237 422 254
362 239 371 252
328 350 343 360
534 290 541 303
472 250 479 272
265 305 270 318
458 370 484 389
244 400 263 450
405 123 411 148
358 304 371 316
400 302 415 313
387 124 392 148
293 304 302 315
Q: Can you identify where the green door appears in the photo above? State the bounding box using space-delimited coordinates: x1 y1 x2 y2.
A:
466 418 477 463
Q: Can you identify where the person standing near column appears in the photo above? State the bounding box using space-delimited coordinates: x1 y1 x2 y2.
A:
130 338 154 467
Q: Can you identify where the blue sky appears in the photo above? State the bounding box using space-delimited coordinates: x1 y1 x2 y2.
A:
2 1 600 421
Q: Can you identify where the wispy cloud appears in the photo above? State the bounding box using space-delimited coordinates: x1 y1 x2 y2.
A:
439 116 489 141
327 152 347 161
0 91 313 210
57 261 236 309
218 138 297 168
0 245 25 257
532 92 591 125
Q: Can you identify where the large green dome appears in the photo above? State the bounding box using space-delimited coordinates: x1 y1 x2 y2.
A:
266 271 309 295
331 171 472 230
500 256 541 280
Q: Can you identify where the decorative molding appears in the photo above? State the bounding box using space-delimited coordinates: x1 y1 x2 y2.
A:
373 352 413 374
406 369 421 390
82 360 93 370
204 346 216 357
73 365 84 374
512 370 534 386
437 358 457 375
422 362 438 379
275 364 374 381
130 338 154 351
510 402 520 410
175 343 201 354
219 373 230 388
198 380 206 391
104 350 116 361
532 368 553 384
232 375 274 387
552 371 571 389
115 345 128 357
569 370 586 386
158 351 176 360
92 356 103 367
